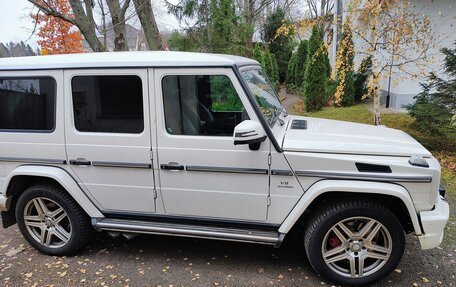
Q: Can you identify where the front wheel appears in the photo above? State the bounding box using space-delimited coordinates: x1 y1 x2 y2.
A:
16 184 93 255
304 200 405 286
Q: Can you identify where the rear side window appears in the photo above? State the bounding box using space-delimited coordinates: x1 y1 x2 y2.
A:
71 75 144 133
0 77 56 132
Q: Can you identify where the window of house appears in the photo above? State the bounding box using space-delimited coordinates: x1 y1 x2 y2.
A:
71 75 144 133
0 77 56 132
162 75 248 136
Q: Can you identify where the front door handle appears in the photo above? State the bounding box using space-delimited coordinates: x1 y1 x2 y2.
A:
160 163 185 171
70 159 92 166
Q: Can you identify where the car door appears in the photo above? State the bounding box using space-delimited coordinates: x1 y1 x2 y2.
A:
153 68 270 221
64 69 156 214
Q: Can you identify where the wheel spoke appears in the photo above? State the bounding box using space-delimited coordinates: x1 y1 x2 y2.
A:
368 243 391 255
357 219 375 238
365 251 389 260
337 222 354 239
24 215 44 228
365 222 382 243
40 228 52 246
358 256 365 277
32 198 48 216
325 252 349 264
53 226 70 243
348 255 356 277
52 208 67 224
323 245 346 260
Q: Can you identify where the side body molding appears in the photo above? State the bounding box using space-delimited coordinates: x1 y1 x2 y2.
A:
278 180 422 235
2 165 103 218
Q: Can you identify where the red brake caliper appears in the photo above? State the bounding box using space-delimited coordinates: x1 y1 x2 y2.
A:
329 235 341 249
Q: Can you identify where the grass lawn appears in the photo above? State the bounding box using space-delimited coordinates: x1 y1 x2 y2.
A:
291 102 456 242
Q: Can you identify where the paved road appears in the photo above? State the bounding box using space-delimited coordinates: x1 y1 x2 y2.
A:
0 219 454 287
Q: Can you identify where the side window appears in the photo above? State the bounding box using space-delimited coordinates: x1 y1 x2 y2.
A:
162 75 248 136
71 75 144 133
0 77 55 132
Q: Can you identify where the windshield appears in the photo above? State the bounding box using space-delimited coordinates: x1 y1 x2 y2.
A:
241 68 283 126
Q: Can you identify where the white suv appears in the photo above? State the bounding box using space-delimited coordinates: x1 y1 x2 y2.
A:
0 52 449 285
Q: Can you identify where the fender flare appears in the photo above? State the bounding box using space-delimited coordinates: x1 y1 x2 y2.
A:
2 165 103 218
278 180 421 235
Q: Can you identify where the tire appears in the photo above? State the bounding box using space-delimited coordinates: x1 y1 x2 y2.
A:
304 200 405 286
15 183 93 256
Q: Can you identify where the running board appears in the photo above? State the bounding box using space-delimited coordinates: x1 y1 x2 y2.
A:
93 218 284 247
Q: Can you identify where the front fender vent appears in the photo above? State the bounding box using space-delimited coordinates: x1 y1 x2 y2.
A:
356 163 392 173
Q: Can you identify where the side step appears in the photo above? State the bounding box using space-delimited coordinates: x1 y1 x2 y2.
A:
93 218 283 247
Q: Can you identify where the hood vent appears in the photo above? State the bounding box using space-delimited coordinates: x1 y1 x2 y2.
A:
356 163 392 173
290 119 307 130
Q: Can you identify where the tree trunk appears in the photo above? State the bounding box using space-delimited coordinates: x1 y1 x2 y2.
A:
373 73 382 125
132 0 163 50
243 0 254 56
68 0 105 52
106 0 129 51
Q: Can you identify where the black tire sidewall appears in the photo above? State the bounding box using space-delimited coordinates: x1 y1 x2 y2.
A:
16 186 85 255
307 204 405 286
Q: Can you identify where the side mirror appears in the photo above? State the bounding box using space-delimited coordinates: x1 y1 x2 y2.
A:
233 120 267 150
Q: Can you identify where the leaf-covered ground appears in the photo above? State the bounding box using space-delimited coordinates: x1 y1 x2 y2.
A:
0 226 455 287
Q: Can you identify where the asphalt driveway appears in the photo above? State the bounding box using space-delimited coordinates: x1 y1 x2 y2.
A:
0 218 454 287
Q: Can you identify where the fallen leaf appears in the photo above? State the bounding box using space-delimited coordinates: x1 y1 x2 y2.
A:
422 277 429 283
5 246 25 256
278 274 284 279
25 272 33 278
59 271 67 277
394 269 402 273
79 269 86 274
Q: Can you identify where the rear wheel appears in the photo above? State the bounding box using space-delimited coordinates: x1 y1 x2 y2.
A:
304 200 405 286
16 184 93 255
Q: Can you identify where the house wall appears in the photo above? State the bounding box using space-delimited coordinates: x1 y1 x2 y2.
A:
340 0 455 109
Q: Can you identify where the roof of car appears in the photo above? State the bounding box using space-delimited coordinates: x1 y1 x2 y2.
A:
0 51 260 71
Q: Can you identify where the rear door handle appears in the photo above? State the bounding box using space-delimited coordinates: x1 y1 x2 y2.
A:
70 159 92 166
160 163 184 171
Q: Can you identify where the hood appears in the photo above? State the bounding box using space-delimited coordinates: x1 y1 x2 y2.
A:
282 116 431 157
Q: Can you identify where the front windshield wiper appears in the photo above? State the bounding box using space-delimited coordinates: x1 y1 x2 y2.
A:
282 108 288 117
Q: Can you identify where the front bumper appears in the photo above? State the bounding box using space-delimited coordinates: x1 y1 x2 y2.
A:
418 196 450 250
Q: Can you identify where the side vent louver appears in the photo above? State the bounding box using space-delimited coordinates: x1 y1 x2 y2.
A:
290 120 307 130
356 163 392 173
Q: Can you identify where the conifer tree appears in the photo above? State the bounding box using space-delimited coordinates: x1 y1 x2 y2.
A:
285 52 297 85
406 43 456 137
253 43 263 63
262 48 274 81
303 26 328 111
293 40 308 87
334 21 355 106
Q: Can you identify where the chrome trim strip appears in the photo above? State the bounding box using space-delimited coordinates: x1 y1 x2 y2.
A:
0 157 66 164
186 165 268 175
94 218 279 245
294 170 432 183
92 161 152 169
271 170 294 176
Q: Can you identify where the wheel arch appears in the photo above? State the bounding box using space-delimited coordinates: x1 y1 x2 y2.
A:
1 165 103 227
278 180 421 235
